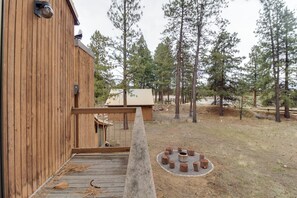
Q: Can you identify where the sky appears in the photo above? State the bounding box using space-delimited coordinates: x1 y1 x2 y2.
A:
72 0 297 60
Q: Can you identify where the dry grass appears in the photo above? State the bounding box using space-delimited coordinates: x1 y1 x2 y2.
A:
46 163 90 191
53 181 69 190
49 164 103 197
56 163 90 177
147 104 297 198
82 186 102 198
47 163 91 185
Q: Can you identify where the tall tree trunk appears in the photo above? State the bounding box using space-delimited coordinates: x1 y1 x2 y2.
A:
192 3 204 123
219 58 225 116
219 95 224 116
284 32 290 118
175 0 185 119
275 66 281 122
240 95 243 120
161 89 164 104
268 10 281 122
181 69 183 104
181 57 185 104
275 15 281 122
253 57 257 107
167 92 170 103
213 95 217 105
160 76 164 103
158 91 161 102
253 90 257 107
272 61 281 122
189 92 193 117
123 0 128 129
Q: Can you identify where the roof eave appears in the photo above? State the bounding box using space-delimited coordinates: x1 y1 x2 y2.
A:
66 0 80 25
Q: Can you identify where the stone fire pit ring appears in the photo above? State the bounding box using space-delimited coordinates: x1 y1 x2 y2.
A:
156 149 214 177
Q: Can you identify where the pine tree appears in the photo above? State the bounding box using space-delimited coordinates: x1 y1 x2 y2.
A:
245 45 262 107
281 7 297 118
108 0 142 129
153 37 174 103
129 35 155 89
163 0 193 119
180 46 194 105
207 23 243 116
256 0 297 121
88 30 114 105
189 0 227 122
256 0 280 121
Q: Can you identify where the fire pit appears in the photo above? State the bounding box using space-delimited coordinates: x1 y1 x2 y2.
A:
156 148 214 177
178 151 188 162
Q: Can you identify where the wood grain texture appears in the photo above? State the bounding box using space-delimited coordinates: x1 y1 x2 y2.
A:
7 0 16 197
2 1 9 197
33 154 129 198
26 0 33 194
74 46 98 148
72 147 130 154
2 0 95 196
20 0 28 196
14 0 23 196
71 107 136 115
123 108 157 198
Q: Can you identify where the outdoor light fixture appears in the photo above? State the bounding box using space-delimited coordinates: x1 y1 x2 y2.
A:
34 1 54 19
74 29 83 40
74 84 79 96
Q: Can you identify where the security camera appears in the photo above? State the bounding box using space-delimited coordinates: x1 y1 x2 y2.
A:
75 29 83 40
34 1 54 19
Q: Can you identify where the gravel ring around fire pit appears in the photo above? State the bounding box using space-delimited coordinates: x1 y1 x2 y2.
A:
156 150 214 177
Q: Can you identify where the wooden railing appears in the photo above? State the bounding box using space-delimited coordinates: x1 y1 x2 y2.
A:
123 107 157 198
71 107 136 114
71 107 136 152
70 107 157 197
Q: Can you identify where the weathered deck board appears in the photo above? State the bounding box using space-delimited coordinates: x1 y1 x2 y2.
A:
33 153 129 198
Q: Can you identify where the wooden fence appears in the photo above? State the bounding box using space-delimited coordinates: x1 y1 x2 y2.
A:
1 0 94 197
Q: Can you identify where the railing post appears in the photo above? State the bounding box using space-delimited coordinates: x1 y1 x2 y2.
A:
123 107 156 198
74 93 79 148
75 114 79 148
0 0 4 196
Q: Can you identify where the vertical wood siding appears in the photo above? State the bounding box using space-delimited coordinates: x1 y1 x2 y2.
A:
74 45 96 148
2 0 95 197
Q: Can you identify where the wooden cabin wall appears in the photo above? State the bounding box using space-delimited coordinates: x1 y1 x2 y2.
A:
74 46 96 148
142 106 153 121
1 0 83 197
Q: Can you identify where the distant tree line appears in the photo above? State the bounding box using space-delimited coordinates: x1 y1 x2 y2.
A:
89 0 297 123
246 0 297 122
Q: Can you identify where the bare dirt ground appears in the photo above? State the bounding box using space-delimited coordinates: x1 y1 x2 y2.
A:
145 104 297 198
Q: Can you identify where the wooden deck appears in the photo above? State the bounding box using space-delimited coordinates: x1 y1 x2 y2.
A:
33 153 129 198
